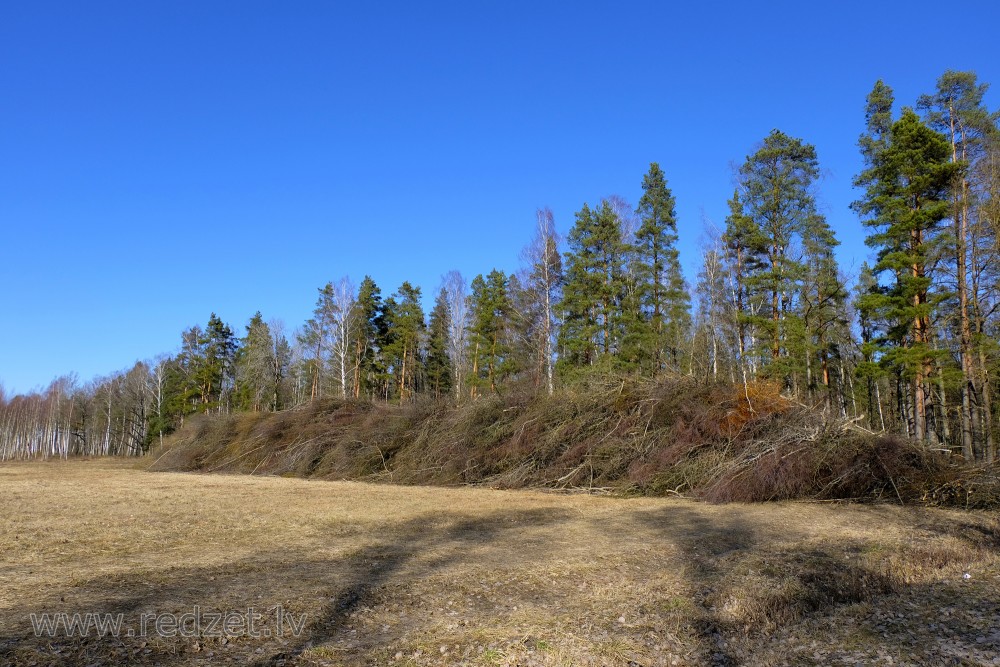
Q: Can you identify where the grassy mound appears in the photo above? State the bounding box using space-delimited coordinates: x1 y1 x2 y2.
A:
149 376 997 505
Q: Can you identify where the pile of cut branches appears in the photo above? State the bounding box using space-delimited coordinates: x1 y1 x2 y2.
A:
149 376 997 506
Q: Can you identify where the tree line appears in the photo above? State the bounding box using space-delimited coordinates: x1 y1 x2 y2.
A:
2 71 999 463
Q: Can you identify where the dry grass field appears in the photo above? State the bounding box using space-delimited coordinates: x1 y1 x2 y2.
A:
1 460 999 666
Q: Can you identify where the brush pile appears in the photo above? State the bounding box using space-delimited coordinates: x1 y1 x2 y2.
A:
150 376 998 506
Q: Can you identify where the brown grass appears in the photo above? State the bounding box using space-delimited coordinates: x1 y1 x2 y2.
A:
2 461 999 666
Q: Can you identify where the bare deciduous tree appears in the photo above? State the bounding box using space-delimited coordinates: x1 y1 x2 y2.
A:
442 270 469 400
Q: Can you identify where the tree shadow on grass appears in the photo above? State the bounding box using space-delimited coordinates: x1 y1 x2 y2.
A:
629 504 761 666
633 503 1000 666
0 506 572 666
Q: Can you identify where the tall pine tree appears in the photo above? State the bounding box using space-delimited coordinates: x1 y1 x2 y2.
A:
918 71 1000 459
729 130 824 390
854 108 959 442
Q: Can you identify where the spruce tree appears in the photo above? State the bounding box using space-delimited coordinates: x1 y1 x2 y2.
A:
722 190 767 373
558 200 628 372
852 81 897 431
426 288 453 400
235 312 275 412
350 276 386 400
193 314 237 413
799 214 848 411
854 263 888 430
634 163 690 373
467 270 513 397
383 282 425 403
298 283 339 400
270 326 292 410
169 325 205 421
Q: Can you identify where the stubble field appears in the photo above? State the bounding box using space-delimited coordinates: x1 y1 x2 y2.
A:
1 460 999 666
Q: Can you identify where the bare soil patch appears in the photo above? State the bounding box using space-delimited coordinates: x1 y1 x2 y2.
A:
1 460 999 666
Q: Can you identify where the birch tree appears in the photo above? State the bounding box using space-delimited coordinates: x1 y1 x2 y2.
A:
332 276 357 398
518 208 562 394
442 270 470 399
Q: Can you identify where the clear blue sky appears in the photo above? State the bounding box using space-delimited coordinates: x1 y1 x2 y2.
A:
2 1 999 395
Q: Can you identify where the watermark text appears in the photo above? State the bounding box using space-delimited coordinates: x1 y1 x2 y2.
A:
29 606 307 639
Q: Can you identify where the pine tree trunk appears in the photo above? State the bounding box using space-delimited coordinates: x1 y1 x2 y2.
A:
470 341 479 400
805 349 813 403
942 109 977 458
931 335 951 446
771 285 780 361
399 341 408 404
842 362 854 419
489 333 497 394
935 371 950 446
899 375 914 438
913 375 926 442
978 345 996 463
820 350 831 415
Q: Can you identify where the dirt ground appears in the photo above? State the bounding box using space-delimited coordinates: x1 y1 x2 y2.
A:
1 460 998 666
